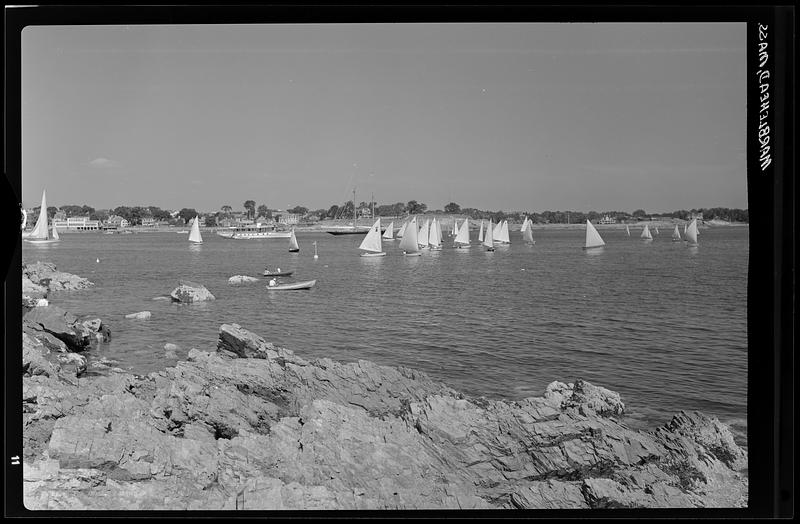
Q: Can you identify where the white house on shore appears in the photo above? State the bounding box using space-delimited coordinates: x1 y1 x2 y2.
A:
51 216 100 231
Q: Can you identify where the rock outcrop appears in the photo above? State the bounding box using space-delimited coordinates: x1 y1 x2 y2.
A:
170 280 216 303
22 323 748 511
23 262 94 292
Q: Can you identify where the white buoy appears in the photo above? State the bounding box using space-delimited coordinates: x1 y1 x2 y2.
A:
313 241 319 259
96 258 100 263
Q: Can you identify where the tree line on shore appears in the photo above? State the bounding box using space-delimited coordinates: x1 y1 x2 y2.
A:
32 200 749 226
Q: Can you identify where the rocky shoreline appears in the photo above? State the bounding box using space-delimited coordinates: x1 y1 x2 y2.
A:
20 263 748 510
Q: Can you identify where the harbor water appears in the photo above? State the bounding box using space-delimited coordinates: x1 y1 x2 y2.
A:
22 225 748 445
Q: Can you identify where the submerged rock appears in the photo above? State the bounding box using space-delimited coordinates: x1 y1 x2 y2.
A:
170 281 215 303
228 275 259 285
21 323 748 510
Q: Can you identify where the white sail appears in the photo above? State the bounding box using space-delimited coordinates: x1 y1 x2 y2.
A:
523 222 534 244
28 190 50 240
455 217 470 245
358 218 383 253
498 220 511 243
672 225 681 241
626 225 630 236
683 223 687 236
399 217 419 253
429 218 442 247
654 226 660 235
478 220 484 242
483 219 495 248
451 219 458 236
685 218 699 245
585 220 605 248
437 218 443 242
492 220 502 240
397 221 407 238
189 216 203 243
288 229 300 251
383 221 394 240
51 224 60 240
641 224 652 240
418 219 430 247
520 217 530 233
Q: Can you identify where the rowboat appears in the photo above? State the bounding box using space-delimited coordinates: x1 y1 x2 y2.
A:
266 279 316 291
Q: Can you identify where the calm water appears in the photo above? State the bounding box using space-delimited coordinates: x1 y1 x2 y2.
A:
22 226 748 443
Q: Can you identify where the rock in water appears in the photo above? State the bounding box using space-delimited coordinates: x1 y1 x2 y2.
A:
125 311 152 320
170 281 215 303
23 306 95 352
228 275 259 285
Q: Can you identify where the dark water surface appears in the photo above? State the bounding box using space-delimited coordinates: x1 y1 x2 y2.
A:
22 226 748 443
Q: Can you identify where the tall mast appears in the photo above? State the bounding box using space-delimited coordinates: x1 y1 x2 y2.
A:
353 188 356 224
371 192 374 220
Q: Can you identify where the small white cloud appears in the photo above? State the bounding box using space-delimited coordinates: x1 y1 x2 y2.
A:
87 157 121 168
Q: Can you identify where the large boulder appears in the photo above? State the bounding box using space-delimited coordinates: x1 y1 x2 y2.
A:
23 306 95 352
170 280 215 303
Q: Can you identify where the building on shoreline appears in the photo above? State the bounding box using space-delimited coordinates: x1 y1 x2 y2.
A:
51 216 100 231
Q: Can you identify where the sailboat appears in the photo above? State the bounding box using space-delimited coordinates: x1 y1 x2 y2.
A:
641 224 653 241
451 219 458 237
429 217 442 250
436 218 443 244
672 225 682 242
23 189 60 244
327 188 371 235
583 219 605 250
492 220 502 242
382 221 395 241
685 218 699 245
358 218 386 257
478 220 485 242
418 218 430 248
522 218 535 245
397 221 407 239
288 228 300 252
188 216 203 244
654 226 660 235
483 219 495 251
497 220 511 244
454 217 471 248
399 217 422 256
626 224 631 236
313 241 319 259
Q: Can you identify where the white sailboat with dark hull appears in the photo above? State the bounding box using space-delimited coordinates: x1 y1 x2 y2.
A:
358 218 386 257
483 219 495 251
288 229 300 252
417 219 430 249
478 219 485 242
399 217 422 256
454 217 471 248
583 220 606 250
188 216 203 244
23 190 61 244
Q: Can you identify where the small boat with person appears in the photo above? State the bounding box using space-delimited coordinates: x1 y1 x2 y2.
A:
266 279 316 291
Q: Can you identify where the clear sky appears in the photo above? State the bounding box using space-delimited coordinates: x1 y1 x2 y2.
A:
22 23 747 213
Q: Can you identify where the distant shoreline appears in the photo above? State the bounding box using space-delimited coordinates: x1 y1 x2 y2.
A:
44 219 748 234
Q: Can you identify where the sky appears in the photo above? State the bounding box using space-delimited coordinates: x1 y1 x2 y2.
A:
21 23 747 213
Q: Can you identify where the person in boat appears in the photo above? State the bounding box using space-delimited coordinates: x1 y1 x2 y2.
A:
269 279 277 287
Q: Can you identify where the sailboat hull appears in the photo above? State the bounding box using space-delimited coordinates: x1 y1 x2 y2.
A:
403 252 422 256
289 248 300 252
581 245 604 250
360 252 386 257
24 239 60 244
